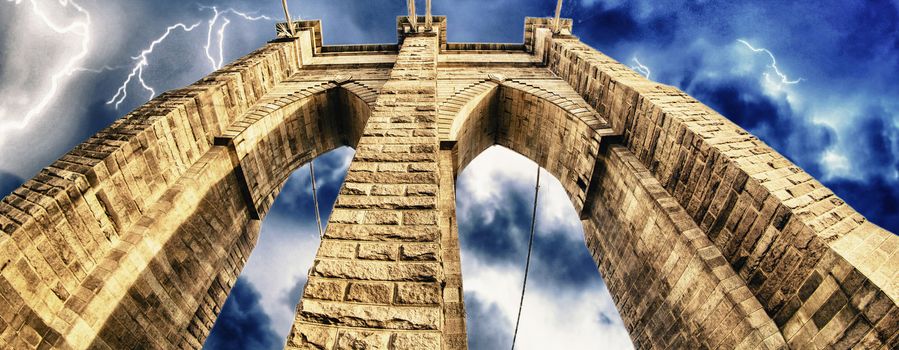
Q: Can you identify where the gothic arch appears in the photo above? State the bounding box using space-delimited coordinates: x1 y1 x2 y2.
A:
82 79 376 348
215 78 375 218
441 76 612 213
444 75 788 347
0 32 380 347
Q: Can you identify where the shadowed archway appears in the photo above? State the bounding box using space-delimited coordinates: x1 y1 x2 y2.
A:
82 78 376 349
444 76 787 348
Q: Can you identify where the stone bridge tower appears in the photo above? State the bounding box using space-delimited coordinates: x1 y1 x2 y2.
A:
0 14 897 350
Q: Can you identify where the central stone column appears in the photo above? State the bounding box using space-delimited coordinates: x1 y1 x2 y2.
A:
287 31 459 349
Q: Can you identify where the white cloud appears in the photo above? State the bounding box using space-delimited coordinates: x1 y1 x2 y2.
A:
238 147 354 340
821 150 851 180
459 147 633 349
462 241 632 350
241 215 320 339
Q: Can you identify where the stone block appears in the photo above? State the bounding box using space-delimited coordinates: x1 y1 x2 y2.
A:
335 330 390 349
400 244 439 261
300 299 440 330
304 278 345 301
346 282 393 304
313 260 442 282
396 283 441 305
391 332 441 350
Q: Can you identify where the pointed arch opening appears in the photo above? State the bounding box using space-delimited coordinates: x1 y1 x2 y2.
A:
73 78 378 349
455 146 632 348
444 74 788 348
205 146 355 348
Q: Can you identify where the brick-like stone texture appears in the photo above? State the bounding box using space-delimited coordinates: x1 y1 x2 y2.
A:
286 31 448 348
540 23 899 347
0 15 895 350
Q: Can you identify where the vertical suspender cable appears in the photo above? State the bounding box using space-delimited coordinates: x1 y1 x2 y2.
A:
280 0 323 239
281 0 295 36
511 165 541 350
552 0 564 33
309 160 324 238
407 0 418 29
425 0 433 31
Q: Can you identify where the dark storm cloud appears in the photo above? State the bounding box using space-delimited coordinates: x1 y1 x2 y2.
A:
0 171 23 198
457 183 533 264
827 177 899 233
456 154 606 291
530 228 600 290
573 2 677 48
836 107 899 177
822 106 899 232
298 0 404 44
279 275 307 311
827 0 899 61
598 311 614 325
464 293 509 350
432 0 555 42
686 77 836 177
204 278 282 350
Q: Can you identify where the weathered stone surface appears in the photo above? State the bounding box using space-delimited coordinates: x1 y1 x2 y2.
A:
346 282 393 304
396 283 441 305
335 330 390 349
313 260 442 282
400 243 439 261
392 332 441 350
357 244 397 261
318 241 357 259
300 300 440 330
304 278 345 301
324 224 439 242
286 323 336 349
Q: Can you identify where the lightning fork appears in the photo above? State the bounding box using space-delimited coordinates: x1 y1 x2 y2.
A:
1 0 91 132
106 22 201 109
631 56 652 79
201 6 275 70
738 39 803 85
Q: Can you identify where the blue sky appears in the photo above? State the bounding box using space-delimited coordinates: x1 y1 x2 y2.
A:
1 0 897 349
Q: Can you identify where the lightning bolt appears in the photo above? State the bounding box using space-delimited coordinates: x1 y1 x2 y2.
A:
630 56 651 79
0 0 90 132
216 18 232 68
737 39 803 85
106 6 272 110
6 2 276 115
106 23 201 109
201 6 274 70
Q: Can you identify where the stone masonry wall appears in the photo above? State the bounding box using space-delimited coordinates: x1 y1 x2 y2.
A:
0 36 305 348
285 33 448 349
545 30 899 348
584 145 785 348
450 79 608 213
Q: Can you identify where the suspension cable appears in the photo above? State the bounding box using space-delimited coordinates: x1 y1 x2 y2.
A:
407 0 417 29
309 160 324 238
425 0 433 31
552 0 564 33
511 165 541 350
280 0 295 37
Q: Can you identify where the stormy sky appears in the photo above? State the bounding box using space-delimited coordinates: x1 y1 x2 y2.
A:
1 1 897 349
